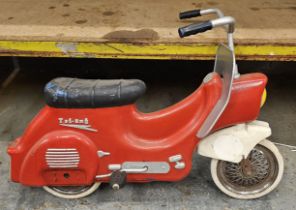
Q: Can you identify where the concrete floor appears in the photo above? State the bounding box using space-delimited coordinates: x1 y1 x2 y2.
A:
0 58 295 209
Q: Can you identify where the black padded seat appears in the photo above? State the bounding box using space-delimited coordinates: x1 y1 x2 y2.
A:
44 77 146 108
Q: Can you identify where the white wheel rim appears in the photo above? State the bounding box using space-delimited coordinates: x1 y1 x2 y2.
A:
43 182 101 199
211 139 284 199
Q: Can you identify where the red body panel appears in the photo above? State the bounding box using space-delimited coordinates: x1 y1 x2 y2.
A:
7 73 267 186
215 73 267 130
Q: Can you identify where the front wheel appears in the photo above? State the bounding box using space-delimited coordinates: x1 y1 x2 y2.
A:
43 182 101 199
211 139 284 199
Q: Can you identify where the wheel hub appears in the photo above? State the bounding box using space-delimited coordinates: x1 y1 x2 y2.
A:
223 148 270 187
241 159 254 177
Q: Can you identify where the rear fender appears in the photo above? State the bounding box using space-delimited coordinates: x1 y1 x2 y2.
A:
19 130 98 186
197 120 271 163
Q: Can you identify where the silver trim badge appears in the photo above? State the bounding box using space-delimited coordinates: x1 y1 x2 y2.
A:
97 150 111 158
58 117 98 132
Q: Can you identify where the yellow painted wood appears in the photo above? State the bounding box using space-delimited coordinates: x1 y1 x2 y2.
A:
235 46 296 57
0 0 295 60
0 41 295 60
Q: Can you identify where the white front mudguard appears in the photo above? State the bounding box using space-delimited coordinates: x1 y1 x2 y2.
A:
197 120 271 163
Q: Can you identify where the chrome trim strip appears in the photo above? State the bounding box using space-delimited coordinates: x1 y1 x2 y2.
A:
46 157 80 160
46 151 78 154
49 165 78 168
60 124 98 132
46 160 79 163
46 163 79 166
45 153 79 157
122 167 148 173
46 148 80 168
47 148 77 151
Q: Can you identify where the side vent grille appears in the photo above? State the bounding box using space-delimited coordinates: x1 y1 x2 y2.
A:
45 148 80 168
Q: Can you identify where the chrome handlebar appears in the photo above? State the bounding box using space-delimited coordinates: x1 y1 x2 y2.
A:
178 8 238 76
178 8 236 50
179 8 224 20
199 8 224 18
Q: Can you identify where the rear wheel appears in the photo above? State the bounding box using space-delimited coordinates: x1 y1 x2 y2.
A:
211 139 284 199
43 182 101 199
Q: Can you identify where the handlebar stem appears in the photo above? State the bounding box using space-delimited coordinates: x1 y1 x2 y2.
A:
210 16 239 77
211 16 235 53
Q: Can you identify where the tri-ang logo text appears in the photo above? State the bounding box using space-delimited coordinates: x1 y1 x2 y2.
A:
58 117 98 132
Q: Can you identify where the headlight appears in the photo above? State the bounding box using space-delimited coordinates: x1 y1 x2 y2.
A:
260 89 267 108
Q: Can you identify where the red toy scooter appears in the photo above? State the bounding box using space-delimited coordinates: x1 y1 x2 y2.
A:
7 8 284 200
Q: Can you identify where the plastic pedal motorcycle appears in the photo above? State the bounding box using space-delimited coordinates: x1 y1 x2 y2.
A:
7 8 283 199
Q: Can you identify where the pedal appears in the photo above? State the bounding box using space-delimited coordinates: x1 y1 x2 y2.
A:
110 171 127 190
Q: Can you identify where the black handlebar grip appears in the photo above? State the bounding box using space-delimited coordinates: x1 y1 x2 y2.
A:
178 21 213 38
179 10 201 19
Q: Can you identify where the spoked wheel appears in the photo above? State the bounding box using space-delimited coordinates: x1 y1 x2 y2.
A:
43 182 101 199
211 139 284 199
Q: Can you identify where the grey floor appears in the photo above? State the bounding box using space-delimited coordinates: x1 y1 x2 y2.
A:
0 58 295 209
